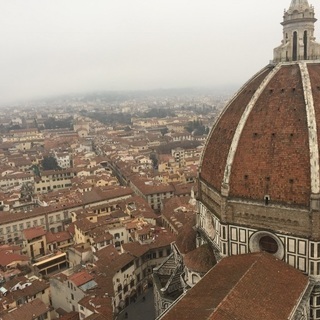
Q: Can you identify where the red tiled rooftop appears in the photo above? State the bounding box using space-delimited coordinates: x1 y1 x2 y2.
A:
183 244 217 273
69 271 94 287
161 252 309 320
2 298 50 320
46 231 72 244
0 251 29 266
22 226 46 241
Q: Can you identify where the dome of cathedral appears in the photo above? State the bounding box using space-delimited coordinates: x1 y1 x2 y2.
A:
200 0 320 211
198 0 320 242
200 61 320 208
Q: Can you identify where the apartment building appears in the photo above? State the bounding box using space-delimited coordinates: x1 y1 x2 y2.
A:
129 176 174 211
34 169 75 194
0 187 133 245
50 270 97 313
0 173 34 190
54 151 71 169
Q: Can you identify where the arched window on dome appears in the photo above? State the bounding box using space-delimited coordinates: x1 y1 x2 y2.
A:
293 31 298 61
192 273 200 284
304 30 308 60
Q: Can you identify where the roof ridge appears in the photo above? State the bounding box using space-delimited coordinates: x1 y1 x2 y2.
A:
207 255 262 319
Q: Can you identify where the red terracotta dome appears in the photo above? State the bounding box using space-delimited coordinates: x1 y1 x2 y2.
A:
200 62 320 208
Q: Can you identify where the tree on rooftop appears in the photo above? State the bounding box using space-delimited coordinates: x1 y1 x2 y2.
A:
41 156 60 171
43 117 73 130
31 164 41 177
141 108 176 118
150 152 158 169
185 120 209 136
160 127 169 136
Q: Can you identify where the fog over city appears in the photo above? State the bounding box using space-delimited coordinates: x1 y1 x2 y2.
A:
0 0 315 105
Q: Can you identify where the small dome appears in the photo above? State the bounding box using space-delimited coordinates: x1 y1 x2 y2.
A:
184 244 217 273
175 222 197 254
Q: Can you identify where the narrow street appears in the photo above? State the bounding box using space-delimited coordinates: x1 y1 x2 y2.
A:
117 289 155 320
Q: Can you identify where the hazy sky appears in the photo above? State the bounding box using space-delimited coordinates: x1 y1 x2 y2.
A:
0 0 318 104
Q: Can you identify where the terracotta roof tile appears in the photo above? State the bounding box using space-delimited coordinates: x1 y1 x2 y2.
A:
0 251 29 267
78 295 113 319
58 311 79 320
175 222 197 254
46 231 72 244
161 253 309 320
2 298 50 320
183 244 217 273
7 280 49 301
22 226 46 240
69 271 94 287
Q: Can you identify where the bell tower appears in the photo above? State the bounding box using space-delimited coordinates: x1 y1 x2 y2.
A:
274 0 320 62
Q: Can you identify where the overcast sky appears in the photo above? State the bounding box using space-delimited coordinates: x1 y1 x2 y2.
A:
0 0 318 105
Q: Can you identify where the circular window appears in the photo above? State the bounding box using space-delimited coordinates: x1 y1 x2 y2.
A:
249 231 284 260
259 236 278 254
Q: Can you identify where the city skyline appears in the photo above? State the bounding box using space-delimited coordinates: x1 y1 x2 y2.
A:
0 0 314 105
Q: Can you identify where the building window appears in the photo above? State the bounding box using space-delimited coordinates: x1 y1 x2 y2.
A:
71 293 74 300
311 243 315 258
293 31 298 61
259 236 278 254
311 262 315 275
222 227 226 239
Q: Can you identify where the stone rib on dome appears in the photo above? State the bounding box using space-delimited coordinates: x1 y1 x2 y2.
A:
200 61 320 208
200 66 273 194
